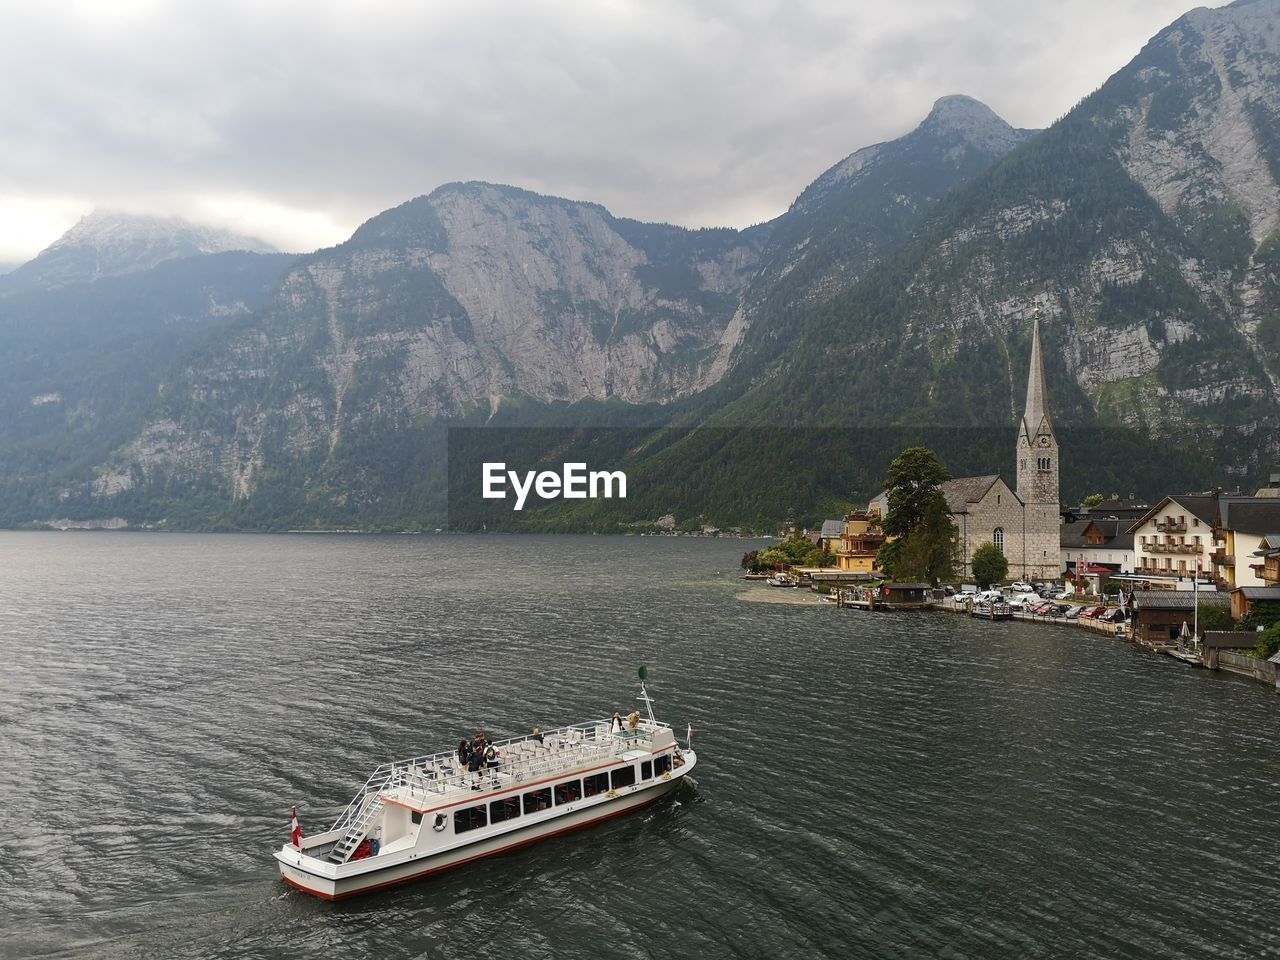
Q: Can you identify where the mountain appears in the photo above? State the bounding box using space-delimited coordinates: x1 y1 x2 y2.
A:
58 94 1034 530
0 263 17 276
9 1 1279 532
0 251 297 525
707 95 1037 382
1 210 276 293
593 0 1280 528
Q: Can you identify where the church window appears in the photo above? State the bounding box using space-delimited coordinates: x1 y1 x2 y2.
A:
993 528 1005 554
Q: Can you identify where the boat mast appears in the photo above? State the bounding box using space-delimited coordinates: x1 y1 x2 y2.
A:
637 666 657 725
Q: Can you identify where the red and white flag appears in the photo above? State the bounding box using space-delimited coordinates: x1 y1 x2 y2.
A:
686 723 694 743
290 806 304 849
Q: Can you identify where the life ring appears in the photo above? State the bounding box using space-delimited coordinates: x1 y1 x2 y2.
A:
432 814 447 833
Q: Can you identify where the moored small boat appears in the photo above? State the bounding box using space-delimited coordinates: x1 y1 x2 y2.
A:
275 677 697 900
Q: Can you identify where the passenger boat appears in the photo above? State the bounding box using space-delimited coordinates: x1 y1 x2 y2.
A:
275 677 697 900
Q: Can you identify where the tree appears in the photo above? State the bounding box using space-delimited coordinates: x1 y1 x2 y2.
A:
877 447 957 584
1196 603 1234 633
880 447 952 538
1253 622 1280 660
754 534 826 570
972 541 1009 588
1237 600 1280 632
1082 493 1104 508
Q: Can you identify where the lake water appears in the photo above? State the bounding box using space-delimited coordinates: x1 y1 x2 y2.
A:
2 532 1278 959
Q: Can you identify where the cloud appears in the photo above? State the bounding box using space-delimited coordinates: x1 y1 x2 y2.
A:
0 0 1226 261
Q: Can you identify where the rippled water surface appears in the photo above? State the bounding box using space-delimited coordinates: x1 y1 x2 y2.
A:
2 532 1279 959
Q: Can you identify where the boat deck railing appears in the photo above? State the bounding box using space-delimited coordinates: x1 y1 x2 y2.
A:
329 719 669 833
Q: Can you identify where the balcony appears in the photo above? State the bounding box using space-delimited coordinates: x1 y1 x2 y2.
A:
1145 542 1201 554
1211 550 1234 567
1155 519 1187 533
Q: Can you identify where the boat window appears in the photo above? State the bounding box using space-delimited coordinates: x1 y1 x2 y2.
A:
411 811 423 825
523 787 552 814
490 796 521 824
554 779 581 805
655 754 673 776
641 761 653 781
454 805 487 834
610 765 637 789
583 772 609 797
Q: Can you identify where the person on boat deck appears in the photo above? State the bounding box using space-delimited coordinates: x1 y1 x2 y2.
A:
609 712 624 734
467 747 485 788
457 739 471 768
531 726 544 744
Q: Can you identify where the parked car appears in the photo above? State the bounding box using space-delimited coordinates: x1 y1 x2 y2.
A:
1054 589 1075 600
1063 605 1085 619
978 589 1005 603
1098 607 1127 623
1079 606 1107 619
954 591 978 605
1008 599 1028 612
1029 602 1054 616
1010 581 1035 593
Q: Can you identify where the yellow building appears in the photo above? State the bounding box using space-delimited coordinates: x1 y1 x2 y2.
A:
835 512 886 574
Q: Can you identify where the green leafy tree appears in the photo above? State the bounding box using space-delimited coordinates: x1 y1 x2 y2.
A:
1196 603 1234 633
755 534 826 569
877 447 957 584
1237 600 1280 632
880 447 952 538
1082 493 1104 508
971 541 1009 589
1253 622 1280 660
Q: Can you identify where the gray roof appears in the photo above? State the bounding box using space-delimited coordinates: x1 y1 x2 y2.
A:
1060 519 1133 550
1202 631 1264 649
1219 500 1280 535
1132 590 1228 610
1059 520 1092 548
940 475 1004 513
1090 498 1150 513
1234 586 1280 600
820 520 844 539
1128 495 1220 532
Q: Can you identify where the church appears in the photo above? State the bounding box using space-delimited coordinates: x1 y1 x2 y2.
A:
871 311 1062 582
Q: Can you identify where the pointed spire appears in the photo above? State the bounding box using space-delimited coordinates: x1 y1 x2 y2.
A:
1022 303 1051 441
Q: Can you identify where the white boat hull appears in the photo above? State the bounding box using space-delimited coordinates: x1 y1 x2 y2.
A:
276 752 695 900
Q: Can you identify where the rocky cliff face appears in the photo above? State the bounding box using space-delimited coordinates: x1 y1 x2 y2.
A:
2 210 275 293
94 183 768 501
705 0 1280 483
708 95 1037 381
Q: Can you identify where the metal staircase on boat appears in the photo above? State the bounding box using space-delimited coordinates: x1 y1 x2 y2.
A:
328 795 385 863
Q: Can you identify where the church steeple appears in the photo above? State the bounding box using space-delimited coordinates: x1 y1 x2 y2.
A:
1016 304 1058 508
1021 305 1052 444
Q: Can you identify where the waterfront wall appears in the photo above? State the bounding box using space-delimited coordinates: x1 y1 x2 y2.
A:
1217 650 1278 686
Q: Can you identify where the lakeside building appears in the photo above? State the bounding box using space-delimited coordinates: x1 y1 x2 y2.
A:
1215 498 1280 589
1060 518 1135 578
1131 590 1228 645
867 310 1061 582
833 512 886 574
1255 535 1280 586
1127 496 1219 588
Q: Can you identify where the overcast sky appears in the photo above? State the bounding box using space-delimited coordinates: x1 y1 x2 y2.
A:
0 0 1228 262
